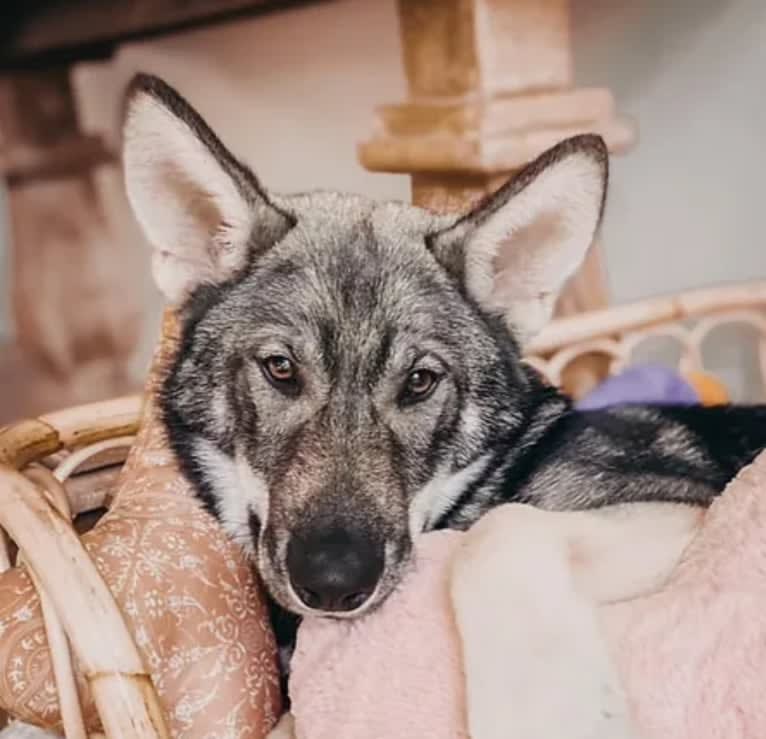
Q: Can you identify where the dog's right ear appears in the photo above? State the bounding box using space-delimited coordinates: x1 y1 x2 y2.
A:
122 74 293 304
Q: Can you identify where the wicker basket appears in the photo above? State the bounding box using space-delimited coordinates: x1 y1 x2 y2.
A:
1 280 765 738
0 396 168 739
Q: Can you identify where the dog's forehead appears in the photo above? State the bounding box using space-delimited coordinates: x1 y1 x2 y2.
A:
278 190 453 242
198 191 469 358
251 191 461 318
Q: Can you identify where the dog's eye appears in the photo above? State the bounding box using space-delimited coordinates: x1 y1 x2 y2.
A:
400 369 439 405
261 355 300 395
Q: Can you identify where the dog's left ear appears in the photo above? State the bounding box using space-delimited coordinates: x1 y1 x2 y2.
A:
429 135 608 343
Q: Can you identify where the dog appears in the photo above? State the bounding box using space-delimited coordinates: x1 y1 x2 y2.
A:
120 74 766 737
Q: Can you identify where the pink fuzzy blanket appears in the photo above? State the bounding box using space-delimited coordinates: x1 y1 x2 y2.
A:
604 453 766 737
289 451 766 739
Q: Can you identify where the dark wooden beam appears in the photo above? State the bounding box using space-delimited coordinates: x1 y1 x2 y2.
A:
0 0 328 70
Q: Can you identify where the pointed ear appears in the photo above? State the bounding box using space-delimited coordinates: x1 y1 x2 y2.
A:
429 135 608 343
122 74 293 304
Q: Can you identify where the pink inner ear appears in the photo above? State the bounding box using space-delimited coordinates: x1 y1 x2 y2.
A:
160 162 223 242
491 210 567 300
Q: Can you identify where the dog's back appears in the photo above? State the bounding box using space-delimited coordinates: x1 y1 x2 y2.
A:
416 350 766 530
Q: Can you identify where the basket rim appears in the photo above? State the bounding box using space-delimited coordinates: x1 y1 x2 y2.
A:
0 394 143 470
0 391 169 739
529 279 766 354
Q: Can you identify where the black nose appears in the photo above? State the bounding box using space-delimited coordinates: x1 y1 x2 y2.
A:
286 527 384 613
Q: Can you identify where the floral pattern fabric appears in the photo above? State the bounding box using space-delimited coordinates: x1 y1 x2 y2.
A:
0 313 281 737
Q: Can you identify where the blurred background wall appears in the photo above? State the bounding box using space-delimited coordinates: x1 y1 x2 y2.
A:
1 0 764 401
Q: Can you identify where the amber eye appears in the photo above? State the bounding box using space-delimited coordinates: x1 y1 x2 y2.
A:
401 369 439 405
262 355 299 394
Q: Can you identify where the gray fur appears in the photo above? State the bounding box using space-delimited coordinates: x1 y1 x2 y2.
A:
123 76 766 636
162 188 529 613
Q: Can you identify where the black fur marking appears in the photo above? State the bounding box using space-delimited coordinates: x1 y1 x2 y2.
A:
160 402 219 518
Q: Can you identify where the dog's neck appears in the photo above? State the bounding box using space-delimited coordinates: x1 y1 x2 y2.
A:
433 368 572 530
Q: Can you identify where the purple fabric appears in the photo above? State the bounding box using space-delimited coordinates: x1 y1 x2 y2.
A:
575 365 699 411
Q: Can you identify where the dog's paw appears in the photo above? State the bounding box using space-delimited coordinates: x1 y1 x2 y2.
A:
451 504 637 739
470 616 636 739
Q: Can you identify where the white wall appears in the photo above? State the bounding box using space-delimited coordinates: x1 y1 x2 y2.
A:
2 0 765 360
76 0 410 197
574 0 766 302
70 0 411 368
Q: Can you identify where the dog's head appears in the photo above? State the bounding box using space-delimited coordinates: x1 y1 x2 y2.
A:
122 74 607 618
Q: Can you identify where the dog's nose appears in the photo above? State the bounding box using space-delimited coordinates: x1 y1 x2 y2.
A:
287 527 383 613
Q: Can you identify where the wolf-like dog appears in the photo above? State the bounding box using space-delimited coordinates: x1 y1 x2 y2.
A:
121 74 766 705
